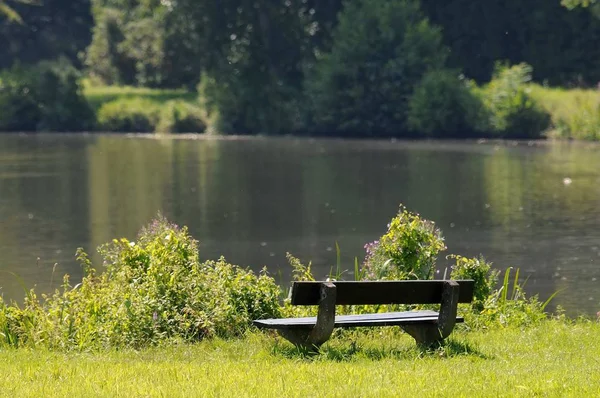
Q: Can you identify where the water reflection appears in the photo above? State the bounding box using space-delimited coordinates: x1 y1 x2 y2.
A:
0 135 599 316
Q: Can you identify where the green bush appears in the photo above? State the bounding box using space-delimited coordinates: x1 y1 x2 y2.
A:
362 205 447 280
284 205 554 329
198 71 303 135
97 98 207 133
305 0 447 136
0 59 94 132
448 255 498 308
155 100 207 134
0 217 281 349
407 69 487 137
480 63 550 139
96 98 160 132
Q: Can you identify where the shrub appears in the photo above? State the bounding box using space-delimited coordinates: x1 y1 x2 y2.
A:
0 217 282 349
198 71 303 135
305 0 447 136
362 205 446 280
155 100 207 134
480 63 550 139
407 69 487 137
448 255 498 309
283 205 556 329
96 98 160 132
0 59 94 132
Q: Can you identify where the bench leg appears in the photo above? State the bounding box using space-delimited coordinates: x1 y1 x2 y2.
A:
278 282 336 351
399 324 444 347
401 280 460 347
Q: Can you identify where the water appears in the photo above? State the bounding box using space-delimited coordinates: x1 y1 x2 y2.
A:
1 134 599 316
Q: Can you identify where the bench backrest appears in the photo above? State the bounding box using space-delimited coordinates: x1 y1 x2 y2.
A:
290 280 474 306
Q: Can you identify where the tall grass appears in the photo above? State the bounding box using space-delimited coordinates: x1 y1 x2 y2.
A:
530 84 600 140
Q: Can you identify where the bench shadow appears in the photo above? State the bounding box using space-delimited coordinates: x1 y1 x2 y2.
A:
270 337 492 362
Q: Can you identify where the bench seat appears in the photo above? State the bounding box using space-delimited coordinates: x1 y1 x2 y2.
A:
254 280 474 350
255 310 464 329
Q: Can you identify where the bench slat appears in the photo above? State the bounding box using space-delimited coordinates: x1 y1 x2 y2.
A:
254 310 465 330
291 280 474 306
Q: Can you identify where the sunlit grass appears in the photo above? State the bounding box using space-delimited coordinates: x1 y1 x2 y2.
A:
82 80 197 112
0 320 599 397
530 84 600 140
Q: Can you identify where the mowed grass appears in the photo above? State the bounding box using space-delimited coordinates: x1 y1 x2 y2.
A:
0 320 599 397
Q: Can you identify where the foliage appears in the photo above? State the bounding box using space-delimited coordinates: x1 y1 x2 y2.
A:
85 1 193 88
407 69 487 137
186 0 312 135
305 0 448 137
199 70 304 135
96 98 160 132
421 0 600 85
0 0 92 69
553 97 600 140
362 205 446 280
287 252 315 282
448 255 498 308
0 217 281 349
480 63 551 139
529 84 600 140
96 97 207 133
83 81 197 111
0 0 38 23
467 268 557 329
0 59 94 132
155 100 206 134
561 0 600 17
284 204 557 331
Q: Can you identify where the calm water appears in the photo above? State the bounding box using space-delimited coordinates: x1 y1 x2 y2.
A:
1 134 599 315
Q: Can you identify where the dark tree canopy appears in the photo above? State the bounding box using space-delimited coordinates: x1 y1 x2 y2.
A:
0 0 93 69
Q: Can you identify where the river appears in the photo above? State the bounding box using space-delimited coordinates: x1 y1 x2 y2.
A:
1 134 599 316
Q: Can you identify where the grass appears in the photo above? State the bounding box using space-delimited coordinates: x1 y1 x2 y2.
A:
529 84 600 140
82 81 210 133
83 80 197 113
0 320 599 397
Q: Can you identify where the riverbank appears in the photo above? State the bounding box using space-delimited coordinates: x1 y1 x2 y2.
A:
0 321 598 397
83 82 600 140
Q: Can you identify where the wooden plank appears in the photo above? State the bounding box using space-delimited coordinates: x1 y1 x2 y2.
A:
253 310 465 330
290 280 474 306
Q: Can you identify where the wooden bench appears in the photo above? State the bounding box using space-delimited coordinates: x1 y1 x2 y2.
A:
254 280 474 349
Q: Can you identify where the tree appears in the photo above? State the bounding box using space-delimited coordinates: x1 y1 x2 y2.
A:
0 0 36 23
305 0 448 137
0 0 93 69
420 0 600 85
171 0 314 133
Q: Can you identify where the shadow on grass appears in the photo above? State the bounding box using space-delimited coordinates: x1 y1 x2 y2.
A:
270 336 491 362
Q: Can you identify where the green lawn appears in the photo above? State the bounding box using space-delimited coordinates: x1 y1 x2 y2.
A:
1 320 598 397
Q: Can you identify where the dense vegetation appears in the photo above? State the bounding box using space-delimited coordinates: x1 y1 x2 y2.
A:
1 0 600 137
0 206 557 350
